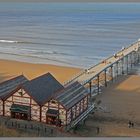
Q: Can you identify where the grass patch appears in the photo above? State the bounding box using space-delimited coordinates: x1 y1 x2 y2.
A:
0 125 37 137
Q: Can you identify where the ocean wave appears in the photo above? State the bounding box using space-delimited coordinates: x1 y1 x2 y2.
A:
0 40 19 43
0 39 34 44
0 51 75 66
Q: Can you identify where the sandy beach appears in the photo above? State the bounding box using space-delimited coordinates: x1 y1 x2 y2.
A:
74 73 140 137
1 58 140 137
0 59 81 84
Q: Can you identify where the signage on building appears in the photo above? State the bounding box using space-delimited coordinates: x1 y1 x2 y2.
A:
13 96 30 104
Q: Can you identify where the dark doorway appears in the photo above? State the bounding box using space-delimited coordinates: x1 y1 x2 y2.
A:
11 112 28 120
46 109 62 127
46 116 57 125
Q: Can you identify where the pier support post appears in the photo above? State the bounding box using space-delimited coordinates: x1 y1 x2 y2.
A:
126 55 129 74
137 50 140 63
89 81 92 97
116 61 118 77
133 52 136 65
136 52 139 64
130 52 133 69
97 75 100 94
136 51 139 64
110 65 113 82
104 70 107 87
121 58 124 75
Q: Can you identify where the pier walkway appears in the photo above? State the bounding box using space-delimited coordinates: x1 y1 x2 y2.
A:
63 39 140 130
64 40 140 86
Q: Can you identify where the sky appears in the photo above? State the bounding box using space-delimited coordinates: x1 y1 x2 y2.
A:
0 0 139 3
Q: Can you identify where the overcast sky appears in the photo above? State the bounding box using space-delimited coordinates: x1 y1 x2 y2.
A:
0 0 139 3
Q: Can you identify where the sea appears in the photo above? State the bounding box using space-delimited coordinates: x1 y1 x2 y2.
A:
0 3 140 68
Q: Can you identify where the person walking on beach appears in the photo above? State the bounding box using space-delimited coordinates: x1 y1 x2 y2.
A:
131 122 134 128
128 120 134 128
128 120 131 128
96 127 100 134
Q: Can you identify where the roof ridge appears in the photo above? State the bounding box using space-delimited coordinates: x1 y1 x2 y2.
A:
0 75 28 85
28 72 52 82
23 72 64 106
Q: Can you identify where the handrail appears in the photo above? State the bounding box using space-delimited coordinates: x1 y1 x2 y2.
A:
63 40 139 86
70 103 95 128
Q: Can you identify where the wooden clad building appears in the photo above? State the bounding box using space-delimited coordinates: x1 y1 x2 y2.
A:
0 73 90 127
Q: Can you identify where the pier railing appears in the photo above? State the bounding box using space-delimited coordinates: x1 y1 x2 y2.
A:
63 40 139 86
66 103 95 130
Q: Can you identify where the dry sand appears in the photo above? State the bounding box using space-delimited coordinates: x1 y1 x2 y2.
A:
0 59 81 84
75 74 140 137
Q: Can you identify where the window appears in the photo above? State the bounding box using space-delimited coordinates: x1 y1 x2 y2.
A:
18 91 23 96
51 100 56 104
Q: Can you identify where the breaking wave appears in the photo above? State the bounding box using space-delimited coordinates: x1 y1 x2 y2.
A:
0 40 33 44
0 40 19 43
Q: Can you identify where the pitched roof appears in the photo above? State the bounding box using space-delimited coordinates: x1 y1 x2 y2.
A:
55 81 89 109
0 75 28 99
23 73 64 105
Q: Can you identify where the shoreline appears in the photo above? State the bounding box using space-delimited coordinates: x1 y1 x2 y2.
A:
0 53 84 69
0 59 82 84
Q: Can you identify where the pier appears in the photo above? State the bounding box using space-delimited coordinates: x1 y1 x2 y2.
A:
64 39 140 129
64 39 140 96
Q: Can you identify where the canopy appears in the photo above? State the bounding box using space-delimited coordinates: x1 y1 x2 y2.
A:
10 104 30 114
46 109 59 117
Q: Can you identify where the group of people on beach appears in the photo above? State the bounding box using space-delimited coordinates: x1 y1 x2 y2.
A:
128 120 134 128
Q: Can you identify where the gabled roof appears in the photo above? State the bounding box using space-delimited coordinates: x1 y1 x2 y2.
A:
0 75 28 100
0 73 88 109
55 81 89 109
23 73 64 105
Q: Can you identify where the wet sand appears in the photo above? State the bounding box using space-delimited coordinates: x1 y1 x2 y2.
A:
0 59 81 84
